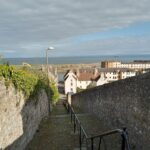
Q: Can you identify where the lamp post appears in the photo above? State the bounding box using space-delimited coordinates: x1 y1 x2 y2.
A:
46 46 54 114
46 46 54 75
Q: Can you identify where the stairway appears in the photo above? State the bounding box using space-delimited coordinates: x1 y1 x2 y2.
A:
26 98 81 150
26 97 124 150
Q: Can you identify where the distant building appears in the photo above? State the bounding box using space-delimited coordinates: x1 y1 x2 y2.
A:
101 61 121 68
101 60 150 69
64 70 77 94
64 68 137 94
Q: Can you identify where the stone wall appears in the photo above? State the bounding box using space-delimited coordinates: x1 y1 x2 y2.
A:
72 73 150 150
0 80 49 150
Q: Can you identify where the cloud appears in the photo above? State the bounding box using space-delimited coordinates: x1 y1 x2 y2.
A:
0 50 16 53
49 35 150 57
0 0 150 57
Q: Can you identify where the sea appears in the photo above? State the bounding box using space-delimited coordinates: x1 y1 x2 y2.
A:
1 55 150 81
2 55 150 65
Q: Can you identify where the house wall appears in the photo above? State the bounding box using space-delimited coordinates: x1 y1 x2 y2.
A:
120 72 136 79
96 74 108 86
105 72 118 82
101 61 121 68
118 63 150 69
77 80 91 89
64 73 77 94
71 72 150 150
101 61 150 69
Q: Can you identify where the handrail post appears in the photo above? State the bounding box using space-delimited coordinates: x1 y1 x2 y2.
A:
67 104 70 113
123 128 131 150
121 134 125 150
80 126 82 150
71 109 73 123
121 128 127 150
98 137 101 150
74 114 76 133
91 137 94 150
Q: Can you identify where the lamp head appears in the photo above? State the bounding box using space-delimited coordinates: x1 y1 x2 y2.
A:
47 46 54 50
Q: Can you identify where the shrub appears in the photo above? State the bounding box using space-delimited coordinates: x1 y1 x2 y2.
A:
49 80 59 104
77 87 85 93
87 81 96 89
0 65 58 104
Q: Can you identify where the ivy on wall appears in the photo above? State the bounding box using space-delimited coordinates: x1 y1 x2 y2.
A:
0 65 59 104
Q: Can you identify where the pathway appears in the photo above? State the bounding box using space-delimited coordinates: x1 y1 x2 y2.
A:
26 96 80 150
26 98 121 150
26 82 123 150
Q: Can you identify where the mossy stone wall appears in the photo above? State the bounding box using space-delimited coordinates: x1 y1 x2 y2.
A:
0 81 49 150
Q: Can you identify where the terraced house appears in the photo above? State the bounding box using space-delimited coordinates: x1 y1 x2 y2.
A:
64 68 137 94
101 60 150 69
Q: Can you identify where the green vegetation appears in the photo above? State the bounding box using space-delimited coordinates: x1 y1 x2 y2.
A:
76 82 97 93
0 65 59 104
49 80 59 104
0 54 3 64
87 81 96 89
77 87 85 93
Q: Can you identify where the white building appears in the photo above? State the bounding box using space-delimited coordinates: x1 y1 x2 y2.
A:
120 69 136 79
64 70 77 94
101 60 150 69
96 73 108 86
101 68 136 81
64 68 137 94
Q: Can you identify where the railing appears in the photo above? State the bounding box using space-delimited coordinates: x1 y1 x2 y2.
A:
65 102 131 150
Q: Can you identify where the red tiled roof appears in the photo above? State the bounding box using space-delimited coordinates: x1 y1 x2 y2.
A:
64 68 136 81
77 71 100 81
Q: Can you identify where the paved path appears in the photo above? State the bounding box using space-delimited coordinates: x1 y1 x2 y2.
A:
26 98 121 150
26 97 81 150
26 82 122 150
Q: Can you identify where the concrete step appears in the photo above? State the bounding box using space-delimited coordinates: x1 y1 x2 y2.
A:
26 99 79 150
26 98 122 150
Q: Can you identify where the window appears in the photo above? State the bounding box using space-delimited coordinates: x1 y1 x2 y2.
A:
71 88 73 92
71 79 73 86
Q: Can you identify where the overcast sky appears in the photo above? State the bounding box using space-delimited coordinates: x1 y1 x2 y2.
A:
0 0 150 58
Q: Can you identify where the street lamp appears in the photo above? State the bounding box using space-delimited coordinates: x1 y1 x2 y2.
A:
46 46 54 75
46 46 54 65
46 46 54 114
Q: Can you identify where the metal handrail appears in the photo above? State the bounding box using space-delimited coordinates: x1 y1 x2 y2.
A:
65 102 131 150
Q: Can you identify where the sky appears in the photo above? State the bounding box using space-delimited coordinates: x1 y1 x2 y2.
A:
0 0 150 58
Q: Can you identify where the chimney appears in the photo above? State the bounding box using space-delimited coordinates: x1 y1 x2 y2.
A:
76 69 80 77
